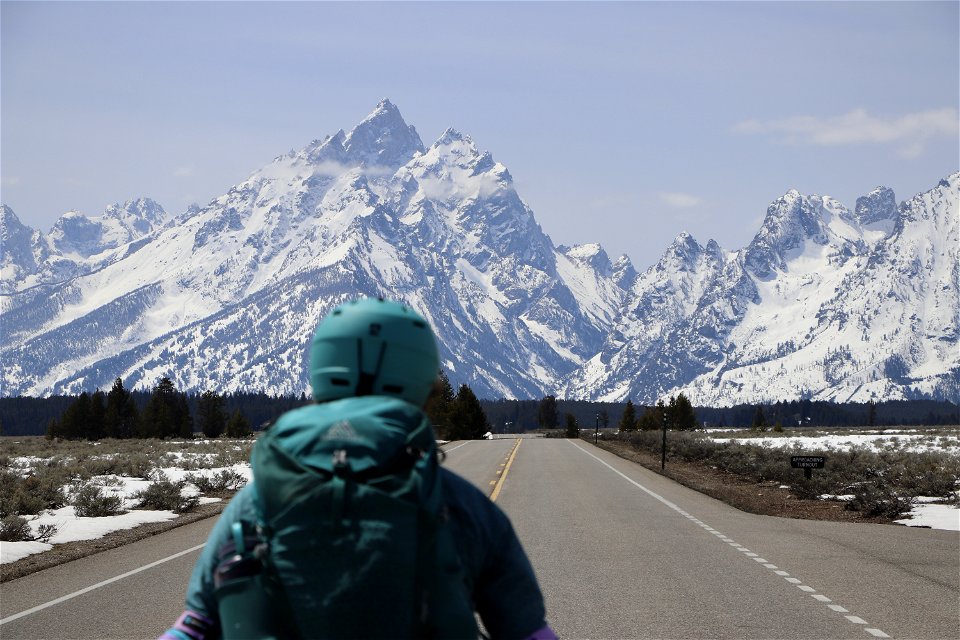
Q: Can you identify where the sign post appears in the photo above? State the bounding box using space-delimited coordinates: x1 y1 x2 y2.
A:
791 455 826 479
661 406 668 470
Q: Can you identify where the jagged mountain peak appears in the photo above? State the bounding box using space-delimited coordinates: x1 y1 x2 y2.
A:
855 186 898 231
744 189 855 278
343 99 424 168
103 198 167 229
436 127 469 145
651 232 704 273
669 231 702 252
0 205 43 292
1 204 27 232
562 243 613 273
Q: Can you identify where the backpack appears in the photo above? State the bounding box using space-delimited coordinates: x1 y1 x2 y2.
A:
213 397 478 639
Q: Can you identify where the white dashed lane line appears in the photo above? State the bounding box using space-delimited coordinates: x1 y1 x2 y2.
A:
571 442 893 640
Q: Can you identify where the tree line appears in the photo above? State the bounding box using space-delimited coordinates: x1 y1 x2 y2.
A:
1 380 955 438
46 377 256 440
36 373 498 442
532 394 698 433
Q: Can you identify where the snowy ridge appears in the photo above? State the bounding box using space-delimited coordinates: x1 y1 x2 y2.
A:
1 102 957 405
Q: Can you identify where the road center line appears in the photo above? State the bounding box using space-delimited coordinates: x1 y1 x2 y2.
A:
0 543 206 626
489 438 522 502
570 441 893 639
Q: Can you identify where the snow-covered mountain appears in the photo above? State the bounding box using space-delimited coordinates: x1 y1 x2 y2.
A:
1 198 168 293
2 100 957 405
561 177 959 404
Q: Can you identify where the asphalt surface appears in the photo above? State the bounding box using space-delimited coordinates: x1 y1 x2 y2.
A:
1 438 957 639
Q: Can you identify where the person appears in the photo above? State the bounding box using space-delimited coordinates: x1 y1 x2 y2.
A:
161 297 555 640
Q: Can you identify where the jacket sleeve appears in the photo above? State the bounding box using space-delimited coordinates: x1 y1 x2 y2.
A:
159 485 259 640
442 470 550 640
474 510 550 640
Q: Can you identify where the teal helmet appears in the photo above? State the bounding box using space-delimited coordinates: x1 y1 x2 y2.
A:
309 297 440 405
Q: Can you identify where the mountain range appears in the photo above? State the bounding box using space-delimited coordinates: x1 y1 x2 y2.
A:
2 100 957 405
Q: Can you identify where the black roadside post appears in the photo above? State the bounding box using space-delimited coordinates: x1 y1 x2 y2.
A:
661 404 668 470
595 413 599 444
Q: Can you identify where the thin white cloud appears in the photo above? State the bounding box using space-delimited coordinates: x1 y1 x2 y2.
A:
660 192 702 208
311 160 394 179
733 107 958 157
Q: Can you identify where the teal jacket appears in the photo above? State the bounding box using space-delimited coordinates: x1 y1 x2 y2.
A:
174 399 549 640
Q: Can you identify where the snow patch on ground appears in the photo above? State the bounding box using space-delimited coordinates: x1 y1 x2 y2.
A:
1 507 178 564
1 466 244 564
711 432 960 455
895 503 960 531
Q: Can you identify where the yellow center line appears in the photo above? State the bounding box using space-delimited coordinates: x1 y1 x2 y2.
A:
489 438 522 502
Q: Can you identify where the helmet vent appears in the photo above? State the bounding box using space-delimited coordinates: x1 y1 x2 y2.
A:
413 320 426 329
330 378 351 387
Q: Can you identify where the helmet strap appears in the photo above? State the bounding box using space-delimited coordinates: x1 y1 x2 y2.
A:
355 340 387 396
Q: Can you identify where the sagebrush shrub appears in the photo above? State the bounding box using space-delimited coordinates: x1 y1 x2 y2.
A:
134 480 199 513
73 484 125 518
0 469 66 518
845 483 912 518
0 514 32 542
185 469 247 493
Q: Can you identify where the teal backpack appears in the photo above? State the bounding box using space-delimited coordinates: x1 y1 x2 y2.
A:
213 397 478 639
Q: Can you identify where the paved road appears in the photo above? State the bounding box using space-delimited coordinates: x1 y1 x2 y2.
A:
2 438 957 639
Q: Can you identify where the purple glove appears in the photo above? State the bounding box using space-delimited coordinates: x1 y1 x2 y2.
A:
527 624 559 640
158 610 216 640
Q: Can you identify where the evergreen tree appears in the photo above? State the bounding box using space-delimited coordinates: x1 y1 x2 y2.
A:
537 395 559 429
58 392 92 440
667 393 697 430
564 412 579 438
450 384 489 440
104 378 138 439
639 406 662 431
867 400 877 427
752 406 768 432
141 377 191 438
175 392 194 438
197 390 227 438
424 371 456 439
88 389 107 440
225 409 253 438
618 399 638 432
46 418 63 440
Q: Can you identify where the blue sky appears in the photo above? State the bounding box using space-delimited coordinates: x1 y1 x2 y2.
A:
2 1 957 269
